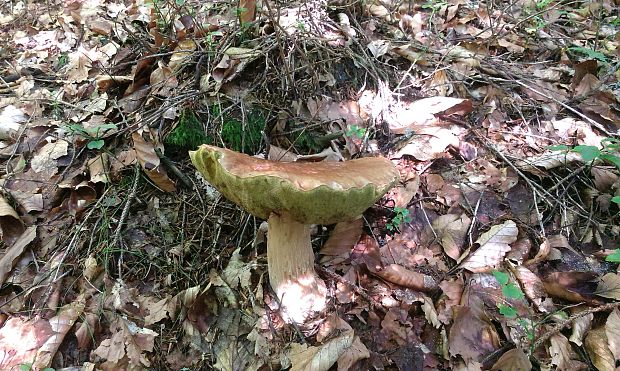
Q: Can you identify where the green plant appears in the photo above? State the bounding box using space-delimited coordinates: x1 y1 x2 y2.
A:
606 249 620 262
67 123 118 149
386 206 412 232
492 270 525 318
165 109 211 150
219 110 265 153
345 125 366 139
19 363 54 371
568 46 608 64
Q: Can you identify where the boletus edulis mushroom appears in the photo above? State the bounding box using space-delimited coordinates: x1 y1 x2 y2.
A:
190 145 399 323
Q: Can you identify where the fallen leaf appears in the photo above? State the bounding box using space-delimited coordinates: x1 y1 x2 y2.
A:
373 263 438 292
460 220 518 273
0 316 54 369
490 348 531 371
288 330 354 371
584 327 615 371
0 105 26 140
432 213 471 260
605 309 620 361
30 139 69 175
33 298 86 369
549 333 575 370
0 195 24 245
449 305 500 362
320 218 363 266
569 308 593 346
543 271 602 304
0 225 37 285
132 131 176 192
387 97 472 134
88 153 110 183
596 273 620 300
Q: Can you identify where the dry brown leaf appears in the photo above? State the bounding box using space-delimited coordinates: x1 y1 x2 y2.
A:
320 218 363 266
0 195 24 245
9 190 44 213
569 309 593 346
93 317 158 368
373 263 438 292
88 153 110 183
239 0 256 23
596 273 620 300
387 97 472 134
169 39 196 72
221 247 254 291
30 139 68 175
584 327 615 371
337 336 370 371
150 61 178 96
449 305 500 362
132 131 176 192
394 124 464 161
0 225 37 285
33 298 86 369
516 151 583 173
549 333 574 370
490 348 531 371
512 265 547 310
543 271 602 304
438 277 464 324
288 330 354 371
605 309 620 361
0 316 54 369
432 213 471 260
144 297 174 326
460 220 518 273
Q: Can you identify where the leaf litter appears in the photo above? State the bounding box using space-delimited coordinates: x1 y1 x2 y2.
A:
0 0 619 369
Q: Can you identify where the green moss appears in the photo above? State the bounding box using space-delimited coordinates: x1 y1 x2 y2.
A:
165 110 211 151
220 111 265 153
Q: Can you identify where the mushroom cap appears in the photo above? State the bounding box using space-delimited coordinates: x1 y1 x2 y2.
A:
190 145 399 224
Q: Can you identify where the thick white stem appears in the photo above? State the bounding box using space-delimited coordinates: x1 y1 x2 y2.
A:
267 213 326 323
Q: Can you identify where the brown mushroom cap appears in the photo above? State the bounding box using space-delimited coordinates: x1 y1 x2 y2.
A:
190 145 399 224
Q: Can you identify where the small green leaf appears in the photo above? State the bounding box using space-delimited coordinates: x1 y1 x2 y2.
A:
572 145 600 162
606 249 620 263
611 196 620 204
600 154 620 170
498 304 517 318
87 139 105 150
492 270 510 285
548 144 569 151
502 283 525 299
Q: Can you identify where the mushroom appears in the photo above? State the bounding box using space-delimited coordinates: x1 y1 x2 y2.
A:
190 145 399 323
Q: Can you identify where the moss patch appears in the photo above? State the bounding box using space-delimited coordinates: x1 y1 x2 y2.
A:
165 110 211 151
219 109 265 154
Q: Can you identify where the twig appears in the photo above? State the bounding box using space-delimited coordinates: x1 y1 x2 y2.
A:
316 265 385 313
531 301 620 353
154 148 193 189
113 164 141 279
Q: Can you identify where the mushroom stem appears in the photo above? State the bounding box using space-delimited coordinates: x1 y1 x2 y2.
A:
267 212 326 323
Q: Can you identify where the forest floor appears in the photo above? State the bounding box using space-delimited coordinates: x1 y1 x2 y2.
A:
0 0 619 369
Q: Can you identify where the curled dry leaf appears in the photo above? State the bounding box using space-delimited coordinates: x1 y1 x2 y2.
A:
490 348 531 371
288 330 354 371
0 195 24 245
88 153 110 183
596 273 620 301
543 271 603 304
320 218 363 266
512 265 547 310
460 220 518 273
549 333 575 370
0 225 36 286
569 308 593 346
438 277 464 324
432 213 471 260
132 131 176 192
387 97 473 134
373 263 438 292
515 151 583 173
584 327 615 371
605 309 620 361
33 298 86 369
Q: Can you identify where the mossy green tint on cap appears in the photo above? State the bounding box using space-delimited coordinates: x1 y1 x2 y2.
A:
189 145 399 224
